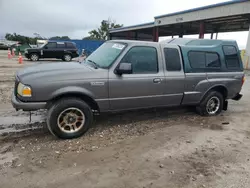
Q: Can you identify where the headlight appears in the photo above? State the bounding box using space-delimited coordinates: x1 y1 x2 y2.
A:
17 82 32 97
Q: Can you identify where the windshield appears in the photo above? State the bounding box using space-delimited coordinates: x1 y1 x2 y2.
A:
84 42 126 69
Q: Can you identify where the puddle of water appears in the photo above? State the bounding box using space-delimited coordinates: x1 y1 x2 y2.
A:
0 127 44 135
0 115 44 126
0 115 46 135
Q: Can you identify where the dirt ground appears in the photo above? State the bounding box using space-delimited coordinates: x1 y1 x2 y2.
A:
0 50 250 188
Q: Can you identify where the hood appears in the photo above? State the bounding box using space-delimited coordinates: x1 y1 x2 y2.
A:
17 62 107 84
18 62 90 76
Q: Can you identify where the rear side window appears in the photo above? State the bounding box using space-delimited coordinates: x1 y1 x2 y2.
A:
188 51 221 70
66 42 76 48
164 48 181 71
57 42 65 48
189 51 206 68
206 53 220 67
223 46 240 68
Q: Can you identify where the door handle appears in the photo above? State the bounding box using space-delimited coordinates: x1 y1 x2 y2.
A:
153 78 162 83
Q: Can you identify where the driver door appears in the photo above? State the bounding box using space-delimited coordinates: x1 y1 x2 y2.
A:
43 42 57 58
108 45 167 111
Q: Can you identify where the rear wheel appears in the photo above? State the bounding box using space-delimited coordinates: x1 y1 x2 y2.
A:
196 91 224 116
30 53 39 61
47 98 93 139
63 54 72 62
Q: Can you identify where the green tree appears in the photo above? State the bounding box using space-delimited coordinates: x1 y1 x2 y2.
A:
84 19 123 40
5 33 38 44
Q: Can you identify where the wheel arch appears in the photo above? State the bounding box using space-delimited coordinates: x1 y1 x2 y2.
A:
47 88 100 112
201 85 228 102
63 51 73 56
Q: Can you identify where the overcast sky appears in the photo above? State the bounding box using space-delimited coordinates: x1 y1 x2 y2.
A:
0 0 249 48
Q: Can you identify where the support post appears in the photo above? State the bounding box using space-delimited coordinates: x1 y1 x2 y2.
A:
244 25 250 69
153 27 159 42
211 33 214 39
179 25 184 38
199 22 205 39
109 33 112 40
135 31 138 40
126 32 131 40
215 33 218 39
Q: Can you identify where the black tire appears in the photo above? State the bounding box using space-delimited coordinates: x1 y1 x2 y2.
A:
196 91 224 116
63 54 72 62
46 98 93 139
30 53 39 61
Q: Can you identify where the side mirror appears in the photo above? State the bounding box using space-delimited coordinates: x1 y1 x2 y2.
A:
116 63 132 75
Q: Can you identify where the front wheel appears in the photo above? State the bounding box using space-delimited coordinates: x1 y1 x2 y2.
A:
196 91 224 116
47 98 93 139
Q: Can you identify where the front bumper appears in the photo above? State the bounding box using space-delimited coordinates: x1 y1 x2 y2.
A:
11 93 47 111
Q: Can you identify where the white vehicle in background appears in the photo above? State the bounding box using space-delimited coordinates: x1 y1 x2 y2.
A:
0 40 18 50
37 39 48 47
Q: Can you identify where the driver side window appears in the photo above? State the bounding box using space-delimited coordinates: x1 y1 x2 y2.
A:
121 46 158 74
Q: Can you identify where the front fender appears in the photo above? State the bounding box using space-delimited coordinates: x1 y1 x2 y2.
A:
49 86 96 100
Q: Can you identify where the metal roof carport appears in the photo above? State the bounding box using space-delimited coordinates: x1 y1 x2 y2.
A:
109 0 250 68
109 0 250 40
109 22 156 41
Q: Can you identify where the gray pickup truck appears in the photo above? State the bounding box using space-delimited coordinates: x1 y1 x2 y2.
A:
12 38 245 139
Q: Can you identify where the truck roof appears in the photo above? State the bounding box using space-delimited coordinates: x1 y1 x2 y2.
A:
161 38 237 47
109 40 156 45
110 38 238 48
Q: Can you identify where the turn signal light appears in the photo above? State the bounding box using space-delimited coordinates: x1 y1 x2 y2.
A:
22 86 32 96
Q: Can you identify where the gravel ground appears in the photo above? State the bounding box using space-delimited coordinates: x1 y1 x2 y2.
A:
0 51 78 104
0 81 14 104
0 50 250 188
0 51 31 104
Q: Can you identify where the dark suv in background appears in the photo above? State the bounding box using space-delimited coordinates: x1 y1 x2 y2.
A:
24 41 79 61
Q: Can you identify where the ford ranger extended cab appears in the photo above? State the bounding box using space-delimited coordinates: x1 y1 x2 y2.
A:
12 39 245 139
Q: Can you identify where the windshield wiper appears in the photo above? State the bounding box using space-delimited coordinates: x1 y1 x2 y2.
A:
87 59 99 69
